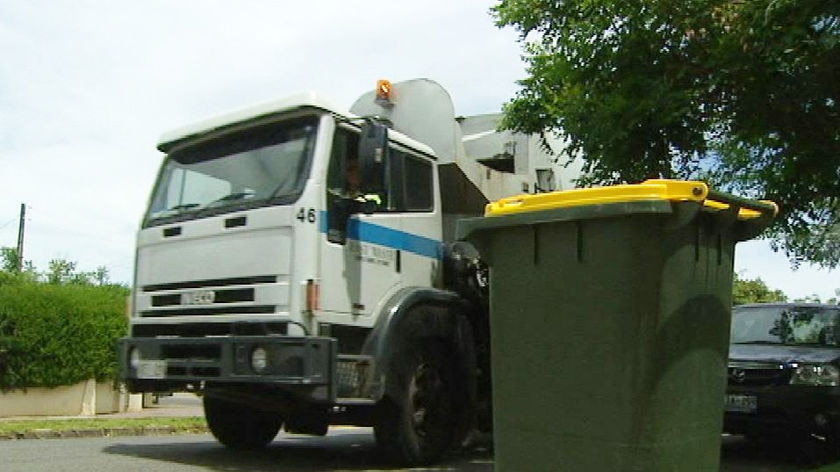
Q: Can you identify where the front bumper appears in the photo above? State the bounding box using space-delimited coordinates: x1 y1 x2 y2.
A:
119 335 337 403
723 384 840 438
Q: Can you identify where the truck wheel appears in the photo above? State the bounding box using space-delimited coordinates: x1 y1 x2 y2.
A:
203 395 282 450
374 338 463 465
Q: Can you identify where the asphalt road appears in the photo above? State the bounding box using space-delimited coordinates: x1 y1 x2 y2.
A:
0 428 834 472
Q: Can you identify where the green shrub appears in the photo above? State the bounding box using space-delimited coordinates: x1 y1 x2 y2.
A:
0 280 128 390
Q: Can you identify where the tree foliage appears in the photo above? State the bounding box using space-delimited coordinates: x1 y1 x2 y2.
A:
0 247 18 272
494 0 840 268
0 247 113 286
46 258 77 284
732 273 788 305
0 247 37 284
795 289 840 304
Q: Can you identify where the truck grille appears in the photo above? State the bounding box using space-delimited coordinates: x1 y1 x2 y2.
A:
727 360 791 386
152 288 254 307
137 275 282 318
141 305 275 318
336 355 373 399
142 276 277 292
132 321 288 338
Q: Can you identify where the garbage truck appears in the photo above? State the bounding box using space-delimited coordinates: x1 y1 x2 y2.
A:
118 78 580 465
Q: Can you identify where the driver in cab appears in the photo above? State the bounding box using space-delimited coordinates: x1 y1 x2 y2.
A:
342 157 382 207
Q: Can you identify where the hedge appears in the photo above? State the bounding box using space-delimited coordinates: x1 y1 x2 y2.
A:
0 280 128 390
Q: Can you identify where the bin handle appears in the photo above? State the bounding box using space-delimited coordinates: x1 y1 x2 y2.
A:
484 179 778 223
703 189 778 221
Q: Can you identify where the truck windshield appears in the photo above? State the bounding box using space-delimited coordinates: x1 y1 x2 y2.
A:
144 117 318 226
731 305 840 346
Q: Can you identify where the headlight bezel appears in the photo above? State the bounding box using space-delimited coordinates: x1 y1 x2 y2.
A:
129 347 141 370
250 346 269 374
790 363 840 387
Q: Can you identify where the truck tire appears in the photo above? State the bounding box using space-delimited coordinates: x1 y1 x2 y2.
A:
203 395 282 450
374 338 464 465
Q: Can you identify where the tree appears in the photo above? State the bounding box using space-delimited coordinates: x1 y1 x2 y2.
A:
0 247 18 273
493 0 840 268
1 249 119 287
46 258 78 285
732 273 788 305
90 266 110 286
0 247 37 283
795 288 840 304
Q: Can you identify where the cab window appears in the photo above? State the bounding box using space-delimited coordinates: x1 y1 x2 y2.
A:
328 127 433 213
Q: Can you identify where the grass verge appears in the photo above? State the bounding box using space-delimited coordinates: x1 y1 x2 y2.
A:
0 416 207 439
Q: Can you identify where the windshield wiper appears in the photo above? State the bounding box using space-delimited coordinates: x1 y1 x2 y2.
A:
153 203 200 218
169 203 200 211
208 191 256 206
732 340 782 345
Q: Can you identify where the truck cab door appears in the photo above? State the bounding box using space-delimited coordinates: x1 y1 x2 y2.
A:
319 126 401 320
319 124 440 325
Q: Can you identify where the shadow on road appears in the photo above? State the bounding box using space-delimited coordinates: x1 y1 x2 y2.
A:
103 428 494 472
104 429 840 471
720 434 840 471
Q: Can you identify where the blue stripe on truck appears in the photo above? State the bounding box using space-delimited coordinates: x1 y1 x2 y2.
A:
319 211 442 259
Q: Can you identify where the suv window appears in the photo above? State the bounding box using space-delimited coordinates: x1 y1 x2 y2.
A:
731 305 840 346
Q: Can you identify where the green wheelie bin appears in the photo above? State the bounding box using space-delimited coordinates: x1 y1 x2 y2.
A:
456 179 777 471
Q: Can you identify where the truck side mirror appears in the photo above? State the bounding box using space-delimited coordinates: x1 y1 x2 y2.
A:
327 197 377 245
327 197 351 245
358 121 388 195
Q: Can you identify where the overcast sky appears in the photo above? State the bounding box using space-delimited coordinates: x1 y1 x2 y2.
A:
0 0 836 301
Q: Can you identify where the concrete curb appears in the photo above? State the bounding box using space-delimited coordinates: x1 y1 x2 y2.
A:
0 425 209 441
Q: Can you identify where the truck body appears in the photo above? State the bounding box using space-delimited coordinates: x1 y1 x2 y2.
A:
119 78 579 464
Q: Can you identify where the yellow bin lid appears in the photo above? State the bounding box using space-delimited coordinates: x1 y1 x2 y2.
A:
486 179 777 221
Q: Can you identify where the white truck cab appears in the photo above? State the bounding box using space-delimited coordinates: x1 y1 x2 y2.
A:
120 79 578 465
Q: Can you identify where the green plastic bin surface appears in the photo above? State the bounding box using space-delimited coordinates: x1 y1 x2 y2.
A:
456 180 776 471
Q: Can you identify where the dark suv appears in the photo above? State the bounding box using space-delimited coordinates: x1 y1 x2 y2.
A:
724 303 840 446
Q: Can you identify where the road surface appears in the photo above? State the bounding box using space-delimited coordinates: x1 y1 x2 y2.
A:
2 428 834 472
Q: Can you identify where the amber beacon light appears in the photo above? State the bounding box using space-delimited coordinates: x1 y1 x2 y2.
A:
376 79 392 103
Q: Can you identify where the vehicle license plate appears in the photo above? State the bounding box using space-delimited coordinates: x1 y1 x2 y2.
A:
725 394 757 413
136 360 167 379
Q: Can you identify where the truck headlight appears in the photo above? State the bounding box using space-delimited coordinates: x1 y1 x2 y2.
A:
129 347 141 370
251 347 269 374
790 364 840 386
